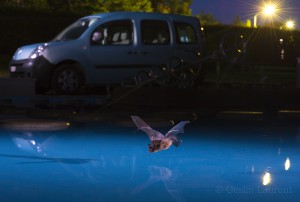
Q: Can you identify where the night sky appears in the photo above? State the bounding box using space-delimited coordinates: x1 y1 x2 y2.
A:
191 0 300 28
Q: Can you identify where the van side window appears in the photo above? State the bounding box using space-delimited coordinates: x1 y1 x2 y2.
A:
91 20 133 45
141 20 170 45
174 22 197 44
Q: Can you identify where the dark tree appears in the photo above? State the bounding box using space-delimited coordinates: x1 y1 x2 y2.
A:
196 11 220 26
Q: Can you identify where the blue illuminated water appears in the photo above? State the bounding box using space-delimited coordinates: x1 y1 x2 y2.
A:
0 120 299 202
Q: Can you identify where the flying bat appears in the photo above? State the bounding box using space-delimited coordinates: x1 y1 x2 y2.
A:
131 116 190 152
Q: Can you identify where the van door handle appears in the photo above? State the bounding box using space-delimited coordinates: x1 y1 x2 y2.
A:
127 51 137 55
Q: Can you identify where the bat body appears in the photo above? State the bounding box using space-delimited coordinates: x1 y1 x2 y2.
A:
131 116 190 152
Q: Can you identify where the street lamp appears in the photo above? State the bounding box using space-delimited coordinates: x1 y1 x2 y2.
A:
263 4 276 16
286 20 295 30
254 2 278 28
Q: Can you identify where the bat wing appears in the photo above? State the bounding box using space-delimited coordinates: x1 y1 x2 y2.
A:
165 121 190 146
131 116 165 141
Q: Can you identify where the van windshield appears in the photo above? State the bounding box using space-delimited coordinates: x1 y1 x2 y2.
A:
53 17 99 41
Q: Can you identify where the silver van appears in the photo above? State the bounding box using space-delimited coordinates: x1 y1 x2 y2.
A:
9 12 204 94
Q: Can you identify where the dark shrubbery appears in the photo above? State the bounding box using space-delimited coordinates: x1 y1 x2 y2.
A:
0 6 80 55
203 25 300 67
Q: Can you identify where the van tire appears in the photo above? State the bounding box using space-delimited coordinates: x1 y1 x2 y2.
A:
51 64 84 94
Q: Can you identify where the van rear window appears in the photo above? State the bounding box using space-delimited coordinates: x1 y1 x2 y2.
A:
174 22 197 44
141 20 170 45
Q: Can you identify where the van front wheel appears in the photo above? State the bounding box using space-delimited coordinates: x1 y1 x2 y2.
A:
51 64 84 94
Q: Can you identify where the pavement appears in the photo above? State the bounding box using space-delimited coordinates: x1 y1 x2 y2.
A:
0 78 300 125
0 77 35 96
1 78 300 123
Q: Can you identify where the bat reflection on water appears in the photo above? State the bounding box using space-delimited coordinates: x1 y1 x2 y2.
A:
131 116 190 152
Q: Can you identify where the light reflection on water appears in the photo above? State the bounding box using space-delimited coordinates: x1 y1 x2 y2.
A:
262 172 271 186
285 157 291 171
0 122 299 201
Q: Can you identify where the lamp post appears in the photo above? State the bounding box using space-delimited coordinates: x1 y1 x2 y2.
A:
254 15 258 28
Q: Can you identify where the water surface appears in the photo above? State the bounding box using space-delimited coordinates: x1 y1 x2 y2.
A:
0 120 299 202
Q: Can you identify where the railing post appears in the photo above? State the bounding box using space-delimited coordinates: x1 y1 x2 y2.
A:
297 57 300 88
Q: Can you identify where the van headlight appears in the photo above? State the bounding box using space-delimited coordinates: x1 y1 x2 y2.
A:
30 45 46 59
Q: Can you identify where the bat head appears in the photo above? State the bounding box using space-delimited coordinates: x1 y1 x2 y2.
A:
148 144 155 152
148 140 161 153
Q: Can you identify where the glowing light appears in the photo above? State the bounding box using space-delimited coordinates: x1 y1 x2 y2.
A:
286 20 295 29
66 122 71 126
262 172 271 186
262 4 277 16
30 53 37 59
285 157 291 171
252 0 287 28
30 45 45 59
30 140 36 145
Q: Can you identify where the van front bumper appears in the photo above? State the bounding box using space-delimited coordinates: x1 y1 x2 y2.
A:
9 56 54 91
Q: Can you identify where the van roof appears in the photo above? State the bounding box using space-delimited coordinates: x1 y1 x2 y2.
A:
83 11 198 21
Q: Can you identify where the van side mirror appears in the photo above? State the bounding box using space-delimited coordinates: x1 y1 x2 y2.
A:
91 31 103 44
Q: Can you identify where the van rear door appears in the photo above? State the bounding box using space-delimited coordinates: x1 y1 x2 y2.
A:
137 19 173 71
